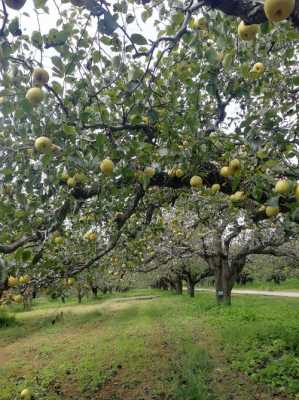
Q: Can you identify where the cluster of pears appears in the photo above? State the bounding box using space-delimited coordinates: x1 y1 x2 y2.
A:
220 159 241 178
52 231 64 245
34 136 60 155
263 179 299 217
238 0 295 41
61 170 86 188
84 230 97 241
168 167 184 178
8 274 30 287
26 68 49 106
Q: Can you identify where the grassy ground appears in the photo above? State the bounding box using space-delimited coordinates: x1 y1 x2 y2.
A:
234 278 299 291
0 290 298 400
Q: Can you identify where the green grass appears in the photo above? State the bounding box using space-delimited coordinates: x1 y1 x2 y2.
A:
234 277 299 291
0 290 298 400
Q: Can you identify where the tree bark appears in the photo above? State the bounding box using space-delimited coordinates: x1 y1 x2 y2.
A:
213 258 234 305
175 277 183 295
186 278 195 297
91 286 98 298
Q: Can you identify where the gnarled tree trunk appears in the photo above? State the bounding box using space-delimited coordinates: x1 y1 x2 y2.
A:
186 277 195 297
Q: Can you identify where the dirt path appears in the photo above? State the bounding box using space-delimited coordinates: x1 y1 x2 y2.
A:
17 295 160 321
196 288 299 298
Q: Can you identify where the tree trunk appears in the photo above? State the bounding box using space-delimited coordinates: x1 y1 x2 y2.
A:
214 258 234 306
77 290 82 304
91 286 98 298
186 279 195 297
175 277 183 295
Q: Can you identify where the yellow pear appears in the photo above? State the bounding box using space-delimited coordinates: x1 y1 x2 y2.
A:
229 159 241 171
211 183 220 193
61 170 69 182
51 144 61 153
14 294 23 304
32 68 49 87
220 166 233 178
100 159 114 175
238 21 259 41
54 236 64 245
168 168 176 177
275 179 289 194
230 191 245 202
265 206 280 218
67 177 76 188
67 277 75 285
26 87 44 106
175 168 184 178
144 167 155 178
295 184 299 200
20 388 32 400
34 136 53 154
251 62 265 74
8 276 18 287
88 232 97 241
264 0 295 22
4 0 26 10
19 275 30 284
190 176 203 188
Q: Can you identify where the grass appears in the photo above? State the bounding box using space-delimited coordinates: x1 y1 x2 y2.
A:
0 290 298 400
234 277 299 291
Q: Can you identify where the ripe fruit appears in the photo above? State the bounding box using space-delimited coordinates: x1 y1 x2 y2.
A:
67 277 75 285
220 166 233 178
54 236 64 245
264 0 295 22
26 87 44 106
229 159 241 172
295 184 299 200
20 388 32 400
175 168 184 178
168 168 176 177
230 191 245 202
190 175 203 188
100 159 114 175
34 136 53 154
67 177 76 188
84 231 97 241
14 294 23 304
265 206 280 218
238 21 259 41
275 179 289 194
32 68 49 87
88 232 97 241
51 144 61 153
4 0 26 10
144 167 155 178
19 275 30 284
8 276 18 287
74 172 86 184
211 183 220 193
251 63 265 74
61 170 69 182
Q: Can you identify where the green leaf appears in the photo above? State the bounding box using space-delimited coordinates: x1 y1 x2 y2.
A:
205 48 218 64
8 17 20 36
131 34 148 45
31 31 43 49
51 56 65 74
